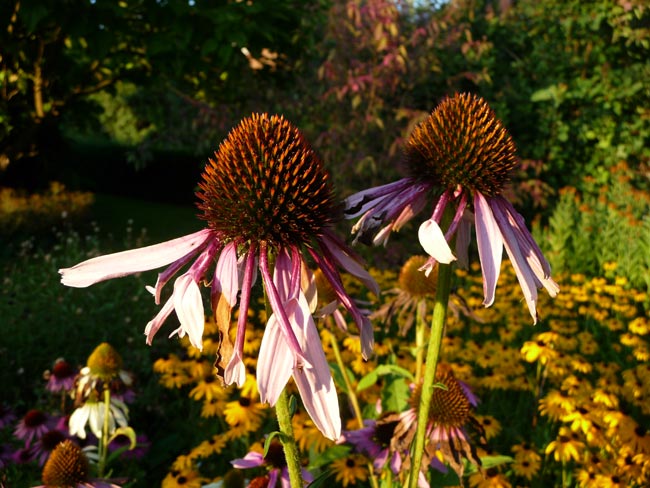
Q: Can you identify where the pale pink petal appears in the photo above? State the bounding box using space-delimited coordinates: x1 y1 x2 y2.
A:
59 229 212 287
474 192 503 307
214 242 239 306
231 451 264 469
173 275 205 350
144 295 175 345
418 219 456 264
322 234 379 296
223 351 246 387
257 314 294 406
455 213 472 269
291 294 341 440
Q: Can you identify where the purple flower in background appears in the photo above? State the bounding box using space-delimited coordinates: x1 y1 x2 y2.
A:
59 114 378 440
0 404 16 429
31 428 68 466
231 440 313 488
46 358 77 393
14 409 55 448
344 93 558 322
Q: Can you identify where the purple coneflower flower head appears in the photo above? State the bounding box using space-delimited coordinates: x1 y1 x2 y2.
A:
32 428 68 466
341 417 402 474
344 93 559 323
231 440 313 488
14 409 55 448
46 358 78 393
384 364 484 483
34 439 122 488
59 113 378 440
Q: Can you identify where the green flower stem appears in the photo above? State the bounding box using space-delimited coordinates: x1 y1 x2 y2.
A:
327 325 380 488
98 386 111 478
275 389 304 488
408 262 452 488
414 299 427 384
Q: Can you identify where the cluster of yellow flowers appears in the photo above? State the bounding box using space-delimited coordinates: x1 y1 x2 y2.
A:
154 257 650 488
0 182 93 234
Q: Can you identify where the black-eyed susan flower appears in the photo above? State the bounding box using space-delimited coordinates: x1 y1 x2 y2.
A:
344 93 558 322
545 426 584 463
34 439 121 488
162 469 206 488
330 453 369 487
59 113 379 440
223 395 267 433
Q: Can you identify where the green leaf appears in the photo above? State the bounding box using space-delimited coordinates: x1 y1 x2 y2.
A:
263 431 283 457
308 445 350 470
381 373 410 412
106 426 137 449
307 469 334 488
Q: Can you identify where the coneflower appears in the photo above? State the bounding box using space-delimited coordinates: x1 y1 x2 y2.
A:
59 113 377 440
345 93 558 322
35 439 121 488
385 364 484 484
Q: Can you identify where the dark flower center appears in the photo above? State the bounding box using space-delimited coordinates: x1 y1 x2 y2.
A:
52 360 75 379
372 419 399 448
197 113 337 247
24 409 47 427
41 430 66 450
264 440 287 469
411 365 471 427
41 440 89 486
404 93 518 196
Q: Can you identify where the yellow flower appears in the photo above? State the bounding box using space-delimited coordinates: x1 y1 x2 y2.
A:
223 396 267 432
293 413 334 454
330 454 368 487
468 468 512 488
539 390 575 421
189 434 227 459
475 415 501 440
521 339 557 364
511 455 540 480
545 427 584 463
162 469 205 488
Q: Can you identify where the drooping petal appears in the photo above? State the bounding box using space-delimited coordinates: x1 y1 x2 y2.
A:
343 178 413 218
59 229 213 287
490 202 539 323
321 232 380 296
173 275 205 350
143 295 175 345
213 242 239 307
230 451 264 469
291 294 341 440
418 219 456 264
474 192 503 307
223 351 246 388
455 213 472 269
257 313 294 406
493 197 560 297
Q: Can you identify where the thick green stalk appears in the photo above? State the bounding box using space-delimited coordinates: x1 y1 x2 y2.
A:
98 386 111 478
275 389 304 487
414 299 427 384
408 263 452 488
